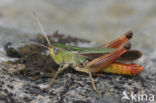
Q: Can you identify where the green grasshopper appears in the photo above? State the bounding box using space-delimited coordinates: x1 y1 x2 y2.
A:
32 13 144 97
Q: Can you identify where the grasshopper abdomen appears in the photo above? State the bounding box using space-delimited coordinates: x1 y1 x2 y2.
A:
103 63 144 75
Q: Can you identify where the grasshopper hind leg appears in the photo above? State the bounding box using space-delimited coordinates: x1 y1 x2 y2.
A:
74 67 101 97
43 64 69 89
88 72 101 97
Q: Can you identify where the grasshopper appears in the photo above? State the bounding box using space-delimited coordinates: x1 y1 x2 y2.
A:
32 13 144 97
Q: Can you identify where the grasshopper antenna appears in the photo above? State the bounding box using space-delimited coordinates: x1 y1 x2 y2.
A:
29 41 49 49
21 41 49 49
33 12 51 46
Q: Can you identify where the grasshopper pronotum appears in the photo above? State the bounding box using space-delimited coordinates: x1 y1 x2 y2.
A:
32 13 144 97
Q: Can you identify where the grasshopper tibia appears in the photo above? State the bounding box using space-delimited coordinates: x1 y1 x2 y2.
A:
89 72 101 97
74 67 101 97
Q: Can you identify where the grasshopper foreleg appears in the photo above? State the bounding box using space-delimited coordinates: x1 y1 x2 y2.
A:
43 63 69 89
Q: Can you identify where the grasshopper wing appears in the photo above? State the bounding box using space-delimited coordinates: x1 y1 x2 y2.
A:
116 50 142 62
53 42 115 54
86 43 130 73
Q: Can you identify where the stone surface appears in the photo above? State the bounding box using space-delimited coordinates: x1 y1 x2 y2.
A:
0 0 156 103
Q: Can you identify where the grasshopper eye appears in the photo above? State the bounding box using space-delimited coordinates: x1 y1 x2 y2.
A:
49 45 53 48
